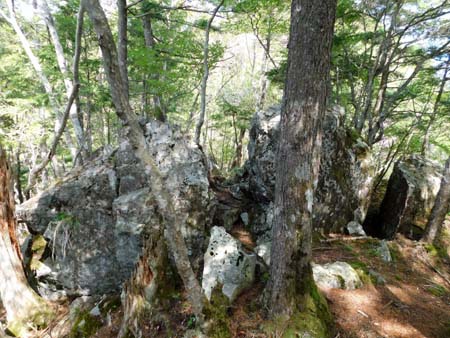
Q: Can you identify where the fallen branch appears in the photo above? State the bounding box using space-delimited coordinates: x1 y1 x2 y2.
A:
320 236 374 243
420 257 450 287
357 310 369 318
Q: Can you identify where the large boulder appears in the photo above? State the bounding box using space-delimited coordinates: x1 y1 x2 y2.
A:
202 226 256 302
377 156 442 239
312 262 362 290
247 106 281 203
17 120 215 296
244 106 374 241
314 107 374 232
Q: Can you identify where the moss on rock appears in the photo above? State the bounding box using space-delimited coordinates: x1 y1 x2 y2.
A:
69 309 102 338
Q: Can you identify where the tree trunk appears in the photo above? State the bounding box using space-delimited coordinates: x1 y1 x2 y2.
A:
14 147 24 204
422 156 450 243
194 0 224 146
0 146 53 337
118 0 129 101
422 60 449 156
82 0 206 324
142 5 167 122
1 0 77 184
267 0 337 317
118 226 166 338
36 0 87 162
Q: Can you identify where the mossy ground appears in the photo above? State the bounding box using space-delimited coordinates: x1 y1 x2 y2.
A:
7 303 55 337
263 283 333 338
203 287 232 338
69 309 102 338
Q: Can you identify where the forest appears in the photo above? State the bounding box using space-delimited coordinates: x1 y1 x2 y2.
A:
0 0 449 337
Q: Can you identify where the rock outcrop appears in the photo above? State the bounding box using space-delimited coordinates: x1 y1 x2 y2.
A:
202 226 256 302
312 262 362 290
377 156 443 239
17 120 215 297
244 106 374 242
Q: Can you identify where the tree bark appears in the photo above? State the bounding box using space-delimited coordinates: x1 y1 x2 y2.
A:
194 0 224 146
267 0 337 316
0 146 53 337
422 157 450 243
13 147 24 204
82 0 206 323
118 0 129 100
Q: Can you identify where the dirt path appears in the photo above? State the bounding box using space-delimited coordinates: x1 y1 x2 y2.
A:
314 235 450 338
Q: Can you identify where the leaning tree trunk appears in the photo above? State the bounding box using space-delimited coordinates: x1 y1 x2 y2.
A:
82 0 206 333
422 156 450 243
422 59 449 156
0 146 53 337
117 0 129 101
267 0 337 317
37 0 87 162
1 0 77 184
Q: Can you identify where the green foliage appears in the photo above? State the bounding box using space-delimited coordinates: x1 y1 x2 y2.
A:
426 283 449 297
424 243 448 261
56 211 80 229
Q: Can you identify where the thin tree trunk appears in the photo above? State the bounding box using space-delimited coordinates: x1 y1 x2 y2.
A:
422 157 450 243
83 0 206 324
142 5 167 122
24 85 79 194
230 111 246 170
24 9 84 194
36 0 87 162
14 147 24 204
422 60 449 156
267 0 337 317
0 146 53 337
194 0 224 146
1 0 77 179
118 0 129 100
257 33 271 111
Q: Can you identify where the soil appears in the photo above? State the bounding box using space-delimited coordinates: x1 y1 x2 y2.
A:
314 233 450 338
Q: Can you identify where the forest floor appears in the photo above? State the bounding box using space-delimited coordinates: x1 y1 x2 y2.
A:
227 220 450 338
313 232 450 338
1 223 449 338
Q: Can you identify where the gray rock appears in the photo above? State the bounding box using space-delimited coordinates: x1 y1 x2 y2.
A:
378 156 443 239
247 106 281 203
376 240 392 262
255 242 271 266
312 261 362 290
202 226 256 302
245 106 374 241
346 221 367 236
368 269 386 285
17 120 215 296
89 305 101 317
240 212 249 226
